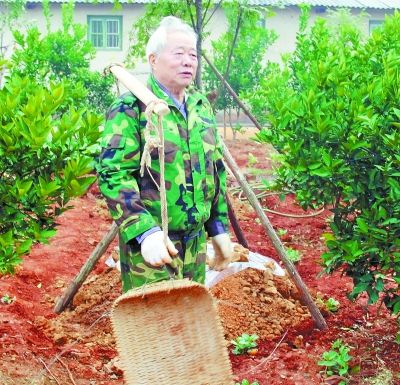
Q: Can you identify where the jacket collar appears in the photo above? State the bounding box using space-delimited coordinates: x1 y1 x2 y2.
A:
148 74 205 112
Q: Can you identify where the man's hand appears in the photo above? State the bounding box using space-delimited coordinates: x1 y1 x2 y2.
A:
209 233 233 271
141 231 178 267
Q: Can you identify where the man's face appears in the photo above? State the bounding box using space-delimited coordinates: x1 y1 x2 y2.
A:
150 31 198 93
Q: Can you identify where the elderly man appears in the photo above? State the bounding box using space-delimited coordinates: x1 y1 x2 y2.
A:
97 16 232 292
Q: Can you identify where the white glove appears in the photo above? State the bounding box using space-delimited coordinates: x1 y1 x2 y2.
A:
141 231 178 267
209 233 233 271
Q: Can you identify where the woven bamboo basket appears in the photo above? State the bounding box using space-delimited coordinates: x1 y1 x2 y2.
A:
111 279 234 385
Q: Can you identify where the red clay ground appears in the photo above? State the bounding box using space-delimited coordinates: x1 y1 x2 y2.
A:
0 138 399 385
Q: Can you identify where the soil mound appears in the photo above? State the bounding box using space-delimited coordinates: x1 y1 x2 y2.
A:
37 265 308 351
36 268 121 349
210 267 311 341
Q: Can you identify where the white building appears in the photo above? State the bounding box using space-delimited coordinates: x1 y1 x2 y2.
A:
1 0 398 80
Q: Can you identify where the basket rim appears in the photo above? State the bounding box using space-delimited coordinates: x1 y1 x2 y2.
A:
112 279 207 309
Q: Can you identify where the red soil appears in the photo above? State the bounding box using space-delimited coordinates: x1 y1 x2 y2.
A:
0 138 398 385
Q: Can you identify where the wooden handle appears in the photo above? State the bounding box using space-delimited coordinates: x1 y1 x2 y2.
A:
109 65 170 117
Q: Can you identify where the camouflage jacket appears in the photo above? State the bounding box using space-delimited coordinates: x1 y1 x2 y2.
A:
96 75 228 244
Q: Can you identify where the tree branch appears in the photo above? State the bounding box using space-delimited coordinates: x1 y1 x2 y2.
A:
203 0 223 28
186 0 196 31
202 0 212 22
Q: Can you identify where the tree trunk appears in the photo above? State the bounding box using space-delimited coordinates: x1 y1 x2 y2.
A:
195 0 203 89
223 109 227 139
232 109 237 140
203 54 263 130
228 107 235 140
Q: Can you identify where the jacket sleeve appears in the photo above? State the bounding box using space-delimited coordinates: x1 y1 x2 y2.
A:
204 115 229 237
96 96 158 243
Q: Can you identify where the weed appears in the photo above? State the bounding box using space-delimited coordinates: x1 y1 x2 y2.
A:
325 297 340 312
286 247 302 263
247 153 258 167
231 333 259 355
277 228 287 236
316 294 340 312
235 380 259 385
1 294 15 304
318 339 352 384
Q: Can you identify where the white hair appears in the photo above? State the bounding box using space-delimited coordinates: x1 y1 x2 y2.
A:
146 16 197 60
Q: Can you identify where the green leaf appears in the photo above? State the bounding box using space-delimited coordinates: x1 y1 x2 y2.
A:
356 218 368 233
16 239 33 255
351 282 369 296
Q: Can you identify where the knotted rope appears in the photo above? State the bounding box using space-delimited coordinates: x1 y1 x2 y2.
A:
140 99 170 244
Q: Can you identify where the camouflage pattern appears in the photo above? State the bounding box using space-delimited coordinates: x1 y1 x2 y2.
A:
97 75 228 291
119 229 206 291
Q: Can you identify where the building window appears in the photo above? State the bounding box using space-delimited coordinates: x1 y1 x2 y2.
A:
369 20 384 34
88 16 122 50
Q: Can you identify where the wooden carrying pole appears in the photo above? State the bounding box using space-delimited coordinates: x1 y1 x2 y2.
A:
108 64 170 116
227 195 249 249
55 65 327 330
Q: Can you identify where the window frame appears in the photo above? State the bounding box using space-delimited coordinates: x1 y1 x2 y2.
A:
87 15 123 51
369 19 384 35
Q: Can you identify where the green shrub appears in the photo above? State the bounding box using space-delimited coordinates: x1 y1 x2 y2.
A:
246 7 400 314
10 2 114 113
0 74 103 274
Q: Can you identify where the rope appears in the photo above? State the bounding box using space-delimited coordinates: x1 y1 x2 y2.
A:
229 184 325 218
140 99 169 244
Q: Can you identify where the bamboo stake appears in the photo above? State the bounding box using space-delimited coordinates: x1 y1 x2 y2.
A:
53 222 118 314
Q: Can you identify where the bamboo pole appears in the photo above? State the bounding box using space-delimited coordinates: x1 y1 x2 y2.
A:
53 222 119 314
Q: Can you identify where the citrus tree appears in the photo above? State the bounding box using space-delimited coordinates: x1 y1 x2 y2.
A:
0 1 106 274
0 73 103 274
246 7 400 314
203 3 276 129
